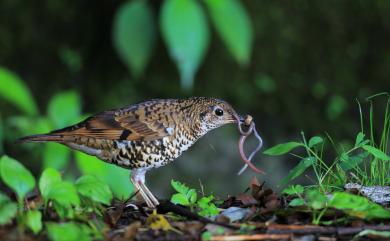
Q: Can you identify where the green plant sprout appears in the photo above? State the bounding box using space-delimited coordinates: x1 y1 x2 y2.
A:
170 180 219 218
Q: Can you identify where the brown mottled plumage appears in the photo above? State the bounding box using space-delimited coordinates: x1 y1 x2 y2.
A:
18 97 241 208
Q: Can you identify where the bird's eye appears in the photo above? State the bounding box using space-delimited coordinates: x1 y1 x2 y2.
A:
214 108 224 116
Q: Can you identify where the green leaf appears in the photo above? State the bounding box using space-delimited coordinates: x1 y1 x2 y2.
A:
329 192 390 219
46 222 93 241
171 180 189 195
171 193 190 206
47 91 81 128
113 0 156 77
43 143 71 170
308 136 323 148
0 67 38 116
355 230 390 239
282 185 304 195
75 152 132 199
288 198 305 207
48 181 80 208
339 152 369 171
263 142 302 156
186 189 197 204
204 0 253 65
0 155 35 201
75 175 113 205
279 157 315 187
0 201 17 225
355 132 365 147
39 168 62 202
362 145 390 161
306 189 327 210
160 0 209 90
25 210 42 234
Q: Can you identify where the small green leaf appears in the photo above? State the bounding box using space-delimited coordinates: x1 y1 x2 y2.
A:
308 136 323 148
48 181 80 208
355 132 365 147
0 67 38 116
43 143 71 170
263 142 302 156
201 231 212 241
47 91 81 128
39 168 62 202
113 0 156 77
282 185 304 195
204 0 253 65
0 155 35 201
171 193 190 206
362 145 390 161
171 180 189 195
339 152 369 171
288 198 305 207
306 189 327 210
186 189 197 204
25 210 42 234
160 0 209 90
279 157 315 187
46 222 93 241
75 175 113 205
0 201 17 225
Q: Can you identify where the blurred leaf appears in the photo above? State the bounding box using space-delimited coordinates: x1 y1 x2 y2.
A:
39 168 62 203
46 222 93 241
205 0 253 65
282 185 304 195
25 210 42 234
288 198 305 207
362 145 390 161
146 209 176 231
279 157 315 187
48 181 80 208
0 114 3 154
355 230 390 239
355 132 365 147
312 82 327 99
326 95 347 121
171 193 189 206
47 91 81 128
113 0 156 77
329 192 390 219
171 179 189 195
0 201 17 225
340 152 369 171
75 175 113 205
0 155 35 201
161 0 209 90
43 143 71 170
58 47 82 74
75 152 132 199
306 189 327 210
0 67 38 116
187 189 197 204
254 75 276 93
198 195 219 217
263 142 302 156
308 136 323 148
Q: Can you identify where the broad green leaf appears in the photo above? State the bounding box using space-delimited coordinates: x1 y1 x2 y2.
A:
160 0 209 90
43 143 71 170
0 155 35 201
0 192 10 203
186 189 197 204
339 152 369 171
48 181 80 208
362 145 390 161
279 157 315 187
355 132 365 147
171 180 189 195
0 201 17 225
25 210 42 234
288 198 305 207
204 0 253 65
47 91 81 128
308 136 323 148
0 67 38 116
46 222 93 241
113 0 156 77
329 192 390 219
75 152 132 199
75 175 113 205
171 193 189 206
306 189 327 210
282 185 304 195
263 142 302 156
39 168 62 202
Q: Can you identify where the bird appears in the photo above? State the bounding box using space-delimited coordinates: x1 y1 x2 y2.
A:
18 97 241 208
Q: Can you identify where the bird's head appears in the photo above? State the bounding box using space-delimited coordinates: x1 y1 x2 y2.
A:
186 97 240 135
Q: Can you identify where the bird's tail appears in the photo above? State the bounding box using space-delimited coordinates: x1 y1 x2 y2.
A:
16 133 65 143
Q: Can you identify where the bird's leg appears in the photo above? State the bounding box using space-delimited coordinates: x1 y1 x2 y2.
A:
139 182 159 206
130 169 155 208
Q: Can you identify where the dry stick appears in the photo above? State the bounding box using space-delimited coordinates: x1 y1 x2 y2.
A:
210 234 291 241
266 224 390 235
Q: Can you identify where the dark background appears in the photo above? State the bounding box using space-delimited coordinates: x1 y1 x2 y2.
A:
0 0 389 198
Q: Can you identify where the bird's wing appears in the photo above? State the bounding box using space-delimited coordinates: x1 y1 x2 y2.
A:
52 102 175 141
